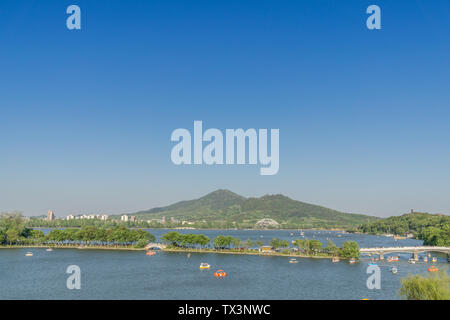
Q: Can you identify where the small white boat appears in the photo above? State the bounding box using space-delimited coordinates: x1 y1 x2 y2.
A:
200 262 210 269
391 267 398 274
289 258 298 264
423 257 428 263
332 257 340 263
25 252 33 257
408 258 416 264
349 258 357 264
387 256 399 262
46 248 53 252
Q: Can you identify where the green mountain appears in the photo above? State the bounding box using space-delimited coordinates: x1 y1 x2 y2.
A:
130 189 378 229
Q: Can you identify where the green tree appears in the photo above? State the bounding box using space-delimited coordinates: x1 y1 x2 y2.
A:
134 239 149 248
400 270 450 300
270 238 280 249
279 240 290 249
325 240 339 256
340 241 360 259
161 231 181 246
309 239 323 253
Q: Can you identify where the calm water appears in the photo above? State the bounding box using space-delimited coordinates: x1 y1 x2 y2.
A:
0 229 448 300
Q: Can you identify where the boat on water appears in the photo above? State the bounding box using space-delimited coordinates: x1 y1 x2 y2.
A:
349 258 357 264
145 250 156 256
391 267 398 274
423 257 428 263
394 235 406 240
289 258 298 264
428 266 438 272
200 262 210 269
332 257 340 263
387 256 399 262
432 257 437 263
25 252 33 257
214 269 227 278
187 253 191 258
408 258 416 264
368 262 377 266
46 248 53 252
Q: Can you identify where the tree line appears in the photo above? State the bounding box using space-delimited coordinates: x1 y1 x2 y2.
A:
160 231 360 259
0 212 155 248
357 212 450 246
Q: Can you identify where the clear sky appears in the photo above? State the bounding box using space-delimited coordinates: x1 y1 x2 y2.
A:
0 0 449 217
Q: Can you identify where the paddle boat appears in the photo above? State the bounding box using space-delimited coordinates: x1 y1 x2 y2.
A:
25 252 33 257
145 250 156 256
214 269 227 278
391 267 398 274
289 258 298 264
200 262 210 269
332 257 340 263
428 266 438 272
387 256 398 262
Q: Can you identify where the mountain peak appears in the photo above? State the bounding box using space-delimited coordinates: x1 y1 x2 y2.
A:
202 189 245 199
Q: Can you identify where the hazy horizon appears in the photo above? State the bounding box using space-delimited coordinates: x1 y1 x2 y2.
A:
10 188 450 219
1 1 450 218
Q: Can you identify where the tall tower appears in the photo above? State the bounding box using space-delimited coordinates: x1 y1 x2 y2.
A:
47 210 55 221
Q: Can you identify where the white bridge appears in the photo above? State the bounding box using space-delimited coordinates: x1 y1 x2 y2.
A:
145 243 167 250
360 246 450 261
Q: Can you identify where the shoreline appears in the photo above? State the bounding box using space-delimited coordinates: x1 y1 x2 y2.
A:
162 247 334 259
0 245 337 259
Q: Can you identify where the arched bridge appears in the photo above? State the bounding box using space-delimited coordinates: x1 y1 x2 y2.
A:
145 243 167 250
360 246 450 261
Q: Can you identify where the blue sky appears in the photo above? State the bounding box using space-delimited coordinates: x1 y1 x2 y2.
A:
0 0 449 217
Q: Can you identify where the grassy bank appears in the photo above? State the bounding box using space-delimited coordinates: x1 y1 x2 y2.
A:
162 247 334 259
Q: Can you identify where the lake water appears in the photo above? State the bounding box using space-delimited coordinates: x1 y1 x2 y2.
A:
0 229 448 300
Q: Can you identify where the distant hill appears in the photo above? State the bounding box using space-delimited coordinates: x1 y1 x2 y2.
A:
126 189 378 229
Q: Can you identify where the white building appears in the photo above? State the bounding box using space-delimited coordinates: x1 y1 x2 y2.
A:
66 214 75 220
100 214 109 221
121 215 129 222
